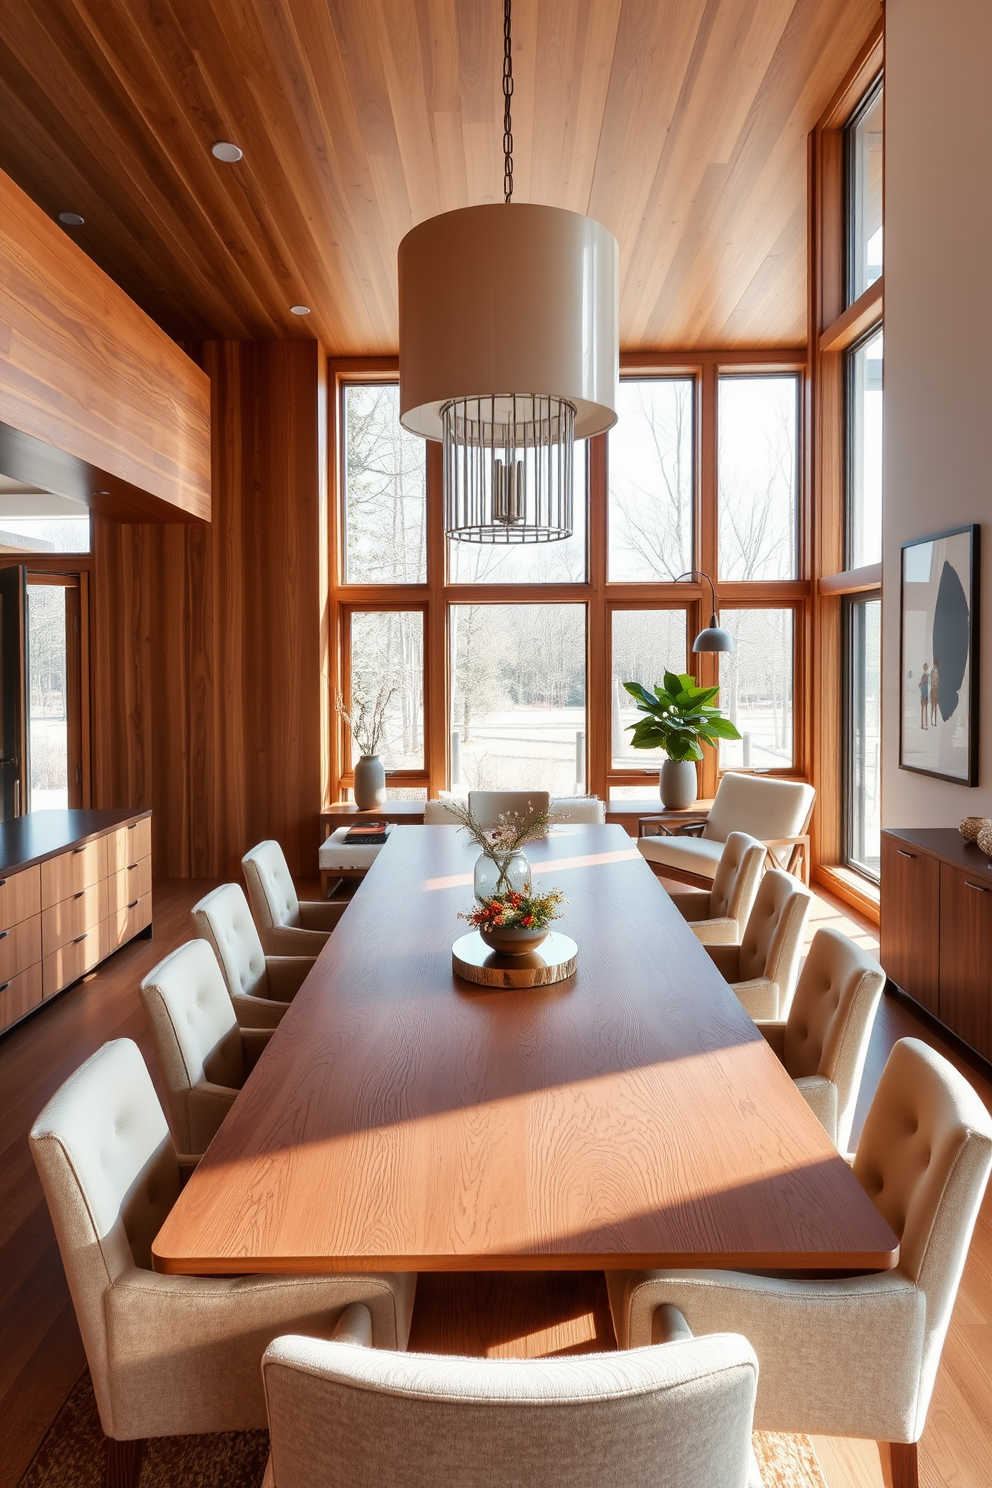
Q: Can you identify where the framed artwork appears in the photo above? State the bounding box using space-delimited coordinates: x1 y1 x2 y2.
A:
900 524 980 785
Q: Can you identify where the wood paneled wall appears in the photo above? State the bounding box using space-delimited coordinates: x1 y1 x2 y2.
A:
91 341 324 878
0 167 210 521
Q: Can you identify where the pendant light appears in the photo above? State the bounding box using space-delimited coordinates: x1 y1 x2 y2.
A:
398 0 618 543
677 571 735 653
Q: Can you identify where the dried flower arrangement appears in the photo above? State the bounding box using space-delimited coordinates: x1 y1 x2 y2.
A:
335 686 395 757
459 887 565 933
439 798 559 857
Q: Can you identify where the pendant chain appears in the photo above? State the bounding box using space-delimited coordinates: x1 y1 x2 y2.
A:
502 0 513 204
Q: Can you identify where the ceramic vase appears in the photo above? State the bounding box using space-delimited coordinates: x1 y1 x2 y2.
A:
473 848 532 903
353 754 386 810
660 758 697 811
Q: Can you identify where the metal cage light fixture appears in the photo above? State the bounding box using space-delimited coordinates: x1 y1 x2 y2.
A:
397 0 618 543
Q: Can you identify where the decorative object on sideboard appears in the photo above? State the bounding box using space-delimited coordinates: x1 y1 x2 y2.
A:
623 670 741 810
900 524 980 786
335 687 394 810
959 816 990 843
978 823 992 858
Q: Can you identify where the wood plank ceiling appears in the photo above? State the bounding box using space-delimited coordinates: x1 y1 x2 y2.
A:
0 0 880 353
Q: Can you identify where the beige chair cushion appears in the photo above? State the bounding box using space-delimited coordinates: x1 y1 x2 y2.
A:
29 1039 418 1443
319 827 386 869
192 883 312 1012
637 834 726 880
245 839 343 954
263 1305 761 1488
706 871 812 1020
671 833 766 944
423 799 463 824
467 790 551 829
551 796 606 824
608 1039 992 1446
704 774 815 852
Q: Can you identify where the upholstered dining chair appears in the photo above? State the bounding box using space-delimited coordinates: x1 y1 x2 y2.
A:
638 773 816 889
467 789 552 827
423 798 463 823
192 882 314 1026
261 1302 763 1488
606 1038 992 1488
668 832 766 945
550 795 606 823
243 839 345 954
704 869 812 1020
141 938 273 1153
756 928 885 1149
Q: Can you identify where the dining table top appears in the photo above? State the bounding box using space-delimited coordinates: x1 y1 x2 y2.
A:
152 823 898 1276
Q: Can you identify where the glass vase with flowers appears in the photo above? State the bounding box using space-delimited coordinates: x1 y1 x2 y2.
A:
439 798 559 902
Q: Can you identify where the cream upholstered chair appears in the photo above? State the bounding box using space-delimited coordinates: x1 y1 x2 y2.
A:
704 869 812 1020
638 774 815 889
668 832 766 946
141 939 273 1154
261 1302 763 1488
192 882 314 1027
29 1040 417 1488
467 789 551 827
756 928 885 1149
243 840 344 954
551 795 606 823
606 1039 992 1488
423 798 463 824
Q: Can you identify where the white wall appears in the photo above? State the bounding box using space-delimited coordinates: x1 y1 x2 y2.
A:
882 0 992 824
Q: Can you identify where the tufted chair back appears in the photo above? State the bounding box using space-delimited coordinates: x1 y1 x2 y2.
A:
468 790 551 830
30 1039 181 1436
854 1038 992 1435
550 796 606 824
703 774 815 856
709 832 766 924
736 869 812 1009
140 940 245 1152
782 928 885 1150
243 840 301 936
192 882 270 1002
263 1306 760 1488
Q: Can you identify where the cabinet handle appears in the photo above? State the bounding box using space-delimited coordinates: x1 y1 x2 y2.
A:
966 881 990 893
0 981 8 993
897 849 916 859
0 930 7 941
0 879 6 887
74 890 85 900
127 899 139 909
72 846 87 855
73 932 88 944
127 862 138 872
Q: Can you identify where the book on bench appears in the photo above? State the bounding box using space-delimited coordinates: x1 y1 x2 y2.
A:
342 821 391 846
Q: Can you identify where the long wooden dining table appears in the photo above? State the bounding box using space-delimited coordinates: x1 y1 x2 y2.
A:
152 824 898 1276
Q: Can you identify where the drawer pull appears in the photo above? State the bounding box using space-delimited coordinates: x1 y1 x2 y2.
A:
74 890 86 900
0 981 8 993
897 849 916 859
73 932 88 944
72 846 87 854
966 881 990 894
0 930 7 941
128 821 137 828
127 899 139 909
127 862 138 872
0 878 6 887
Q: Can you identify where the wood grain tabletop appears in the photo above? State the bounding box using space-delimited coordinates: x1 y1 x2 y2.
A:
152 824 898 1275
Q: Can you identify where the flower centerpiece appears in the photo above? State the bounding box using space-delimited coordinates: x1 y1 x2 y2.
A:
335 686 395 809
623 670 741 809
439 798 559 901
459 886 565 956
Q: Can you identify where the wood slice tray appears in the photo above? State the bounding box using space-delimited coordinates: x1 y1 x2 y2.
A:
452 930 578 989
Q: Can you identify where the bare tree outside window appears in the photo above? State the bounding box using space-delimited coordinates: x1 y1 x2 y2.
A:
344 384 427 584
718 608 794 768
718 376 798 581
349 611 424 770
27 583 69 808
611 610 688 767
450 604 586 795
609 379 693 582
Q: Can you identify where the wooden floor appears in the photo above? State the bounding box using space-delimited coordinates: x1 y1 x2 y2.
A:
1 877 990 1487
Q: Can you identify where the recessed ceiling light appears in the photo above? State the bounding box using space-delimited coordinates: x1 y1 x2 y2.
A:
290 305 311 316
211 141 243 163
59 212 85 226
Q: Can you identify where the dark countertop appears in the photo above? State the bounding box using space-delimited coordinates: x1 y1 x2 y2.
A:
884 826 992 879
0 809 151 876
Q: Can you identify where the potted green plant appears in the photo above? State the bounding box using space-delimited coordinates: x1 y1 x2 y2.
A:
623 671 741 809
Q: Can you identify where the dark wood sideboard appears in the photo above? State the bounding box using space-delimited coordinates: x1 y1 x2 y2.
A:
0 809 152 1035
881 828 992 1060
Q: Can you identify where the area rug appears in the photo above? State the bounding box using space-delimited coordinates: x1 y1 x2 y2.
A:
21 1370 829 1487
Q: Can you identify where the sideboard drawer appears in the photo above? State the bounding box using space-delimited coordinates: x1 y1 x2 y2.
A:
103 858 152 915
42 883 103 952
41 837 107 905
0 865 41 931
880 834 940 1016
0 961 43 1031
43 924 102 998
939 861 992 1061
0 915 43 981
103 891 152 953
106 816 152 873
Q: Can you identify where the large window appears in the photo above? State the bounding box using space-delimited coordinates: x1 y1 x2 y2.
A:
845 596 881 879
846 327 883 568
718 375 799 581
449 604 586 795
331 364 808 805
608 379 693 582
846 78 883 304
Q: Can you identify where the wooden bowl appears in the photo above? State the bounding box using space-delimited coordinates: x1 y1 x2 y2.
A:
478 924 550 956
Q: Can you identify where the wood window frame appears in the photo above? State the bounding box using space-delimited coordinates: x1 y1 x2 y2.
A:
808 18 884 919
327 348 810 811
